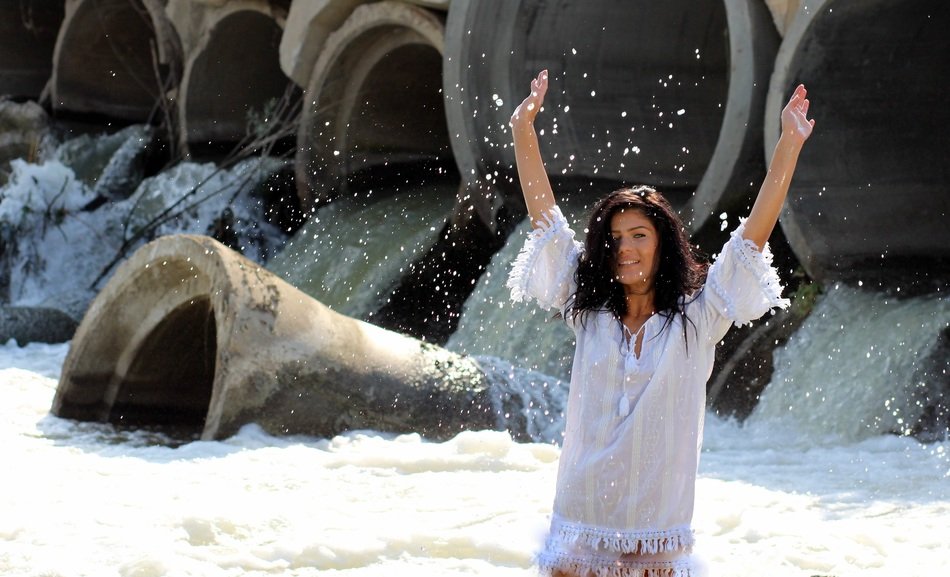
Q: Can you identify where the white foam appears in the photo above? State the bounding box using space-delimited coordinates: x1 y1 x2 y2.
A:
1 340 947 577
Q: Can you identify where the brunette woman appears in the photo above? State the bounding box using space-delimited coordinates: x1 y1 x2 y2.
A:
507 70 815 577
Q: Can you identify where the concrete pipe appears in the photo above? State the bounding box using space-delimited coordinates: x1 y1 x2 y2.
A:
443 0 780 232
767 0 950 286
294 1 451 210
179 4 295 152
51 235 496 441
51 0 181 121
0 1 65 100
278 0 367 89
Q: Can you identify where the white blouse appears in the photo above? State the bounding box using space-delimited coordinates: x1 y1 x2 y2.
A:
507 205 789 577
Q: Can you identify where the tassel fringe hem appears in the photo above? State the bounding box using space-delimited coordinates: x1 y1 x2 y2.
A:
538 552 696 577
550 518 695 556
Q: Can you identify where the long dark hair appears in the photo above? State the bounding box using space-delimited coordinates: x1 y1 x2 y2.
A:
565 185 708 342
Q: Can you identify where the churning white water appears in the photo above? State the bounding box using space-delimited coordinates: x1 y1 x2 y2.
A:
3 287 948 576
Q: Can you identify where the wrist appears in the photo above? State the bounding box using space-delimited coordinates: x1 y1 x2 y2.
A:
776 132 806 156
778 130 806 148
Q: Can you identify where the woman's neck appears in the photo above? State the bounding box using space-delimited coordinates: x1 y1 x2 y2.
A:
624 287 656 318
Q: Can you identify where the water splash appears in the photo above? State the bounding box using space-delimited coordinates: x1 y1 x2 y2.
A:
746 285 949 444
448 201 590 380
268 184 456 319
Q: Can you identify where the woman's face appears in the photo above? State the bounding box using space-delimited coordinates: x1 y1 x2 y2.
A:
609 209 660 290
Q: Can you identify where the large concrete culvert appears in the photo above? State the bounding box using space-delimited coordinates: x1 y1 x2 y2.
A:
50 0 181 121
179 6 298 155
52 235 498 441
768 0 950 287
444 0 780 232
294 1 451 210
0 1 65 100
51 247 219 433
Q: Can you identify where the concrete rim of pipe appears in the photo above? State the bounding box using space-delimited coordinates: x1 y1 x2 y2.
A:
294 1 447 212
443 0 779 233
51 0 181 120
766 0 950 285
51 234 495 441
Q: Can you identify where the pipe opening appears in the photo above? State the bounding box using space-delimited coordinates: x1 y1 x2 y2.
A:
342 42 451 176
0 1 65 99
52 0 166 121
294 16 464 339
108 296 216 434
445 1 732 212
183 10 300 158
297 6 451 209
525 1 729 196
776 0 950 283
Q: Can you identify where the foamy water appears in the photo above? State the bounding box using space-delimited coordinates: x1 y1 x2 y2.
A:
2 339 947 577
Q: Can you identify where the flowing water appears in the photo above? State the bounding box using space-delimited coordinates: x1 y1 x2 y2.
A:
1 134 949 576
267 182 456 319
446 218 576 380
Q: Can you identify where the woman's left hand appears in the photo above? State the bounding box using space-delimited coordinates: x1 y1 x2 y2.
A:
782 84 815 143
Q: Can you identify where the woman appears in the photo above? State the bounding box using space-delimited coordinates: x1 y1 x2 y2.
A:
507 70 814 577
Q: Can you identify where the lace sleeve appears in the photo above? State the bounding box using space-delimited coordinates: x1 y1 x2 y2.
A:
702 219 790 327
506 205 582 311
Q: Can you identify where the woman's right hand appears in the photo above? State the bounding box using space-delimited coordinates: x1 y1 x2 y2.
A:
510 70 548 129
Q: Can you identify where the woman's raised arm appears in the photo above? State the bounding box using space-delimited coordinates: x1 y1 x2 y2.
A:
743 84 816 250
510 70 558 229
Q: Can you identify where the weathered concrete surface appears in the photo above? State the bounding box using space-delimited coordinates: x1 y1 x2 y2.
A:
767 0 950 287
443 0 780 233
402 0 449 10
0 1 65 99
9 0 942 292
52 234 497 441
763 0 803 35
279 0 366 88
295 1 449 210
0 306 79 345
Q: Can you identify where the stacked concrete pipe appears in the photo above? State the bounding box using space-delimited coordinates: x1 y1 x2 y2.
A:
176 1 293 150
289 2 504 346
767 0 950 287
51 235 498 441
50 0 181 121
294 1 450 210
443 0 781 233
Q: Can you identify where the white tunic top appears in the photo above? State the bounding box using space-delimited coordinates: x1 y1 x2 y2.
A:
507 205 789 577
